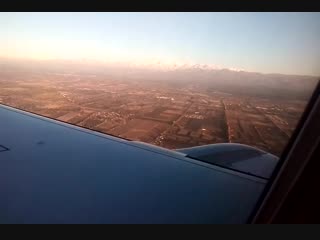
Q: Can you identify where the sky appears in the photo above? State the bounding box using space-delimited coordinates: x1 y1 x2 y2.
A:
0 12 320 76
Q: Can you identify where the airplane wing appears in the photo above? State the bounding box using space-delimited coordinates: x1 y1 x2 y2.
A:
0 104 275 224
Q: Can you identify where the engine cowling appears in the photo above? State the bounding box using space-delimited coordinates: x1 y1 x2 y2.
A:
177 143 279 179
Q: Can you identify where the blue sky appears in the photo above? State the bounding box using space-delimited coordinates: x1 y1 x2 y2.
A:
0 12 319 75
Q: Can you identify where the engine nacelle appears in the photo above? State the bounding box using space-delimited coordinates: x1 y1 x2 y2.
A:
177 143 279 179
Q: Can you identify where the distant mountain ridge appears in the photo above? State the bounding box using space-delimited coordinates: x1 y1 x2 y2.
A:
0 57 318 100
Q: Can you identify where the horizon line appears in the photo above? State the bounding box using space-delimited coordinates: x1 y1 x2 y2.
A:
0 55 319 78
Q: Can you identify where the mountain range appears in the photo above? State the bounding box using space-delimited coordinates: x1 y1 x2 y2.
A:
0 57 318 100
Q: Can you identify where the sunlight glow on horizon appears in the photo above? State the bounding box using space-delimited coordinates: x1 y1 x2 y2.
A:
1 12 320 76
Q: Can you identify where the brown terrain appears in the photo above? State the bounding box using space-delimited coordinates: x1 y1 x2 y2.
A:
0 59 317 157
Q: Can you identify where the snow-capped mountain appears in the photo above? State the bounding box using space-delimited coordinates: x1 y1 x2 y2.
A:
1 57 318 101
123 61 233 72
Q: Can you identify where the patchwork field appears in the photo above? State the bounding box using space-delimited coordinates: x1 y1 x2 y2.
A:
0 67 313 157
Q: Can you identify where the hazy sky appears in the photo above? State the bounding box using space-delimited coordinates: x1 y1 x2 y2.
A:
1 12 320 75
